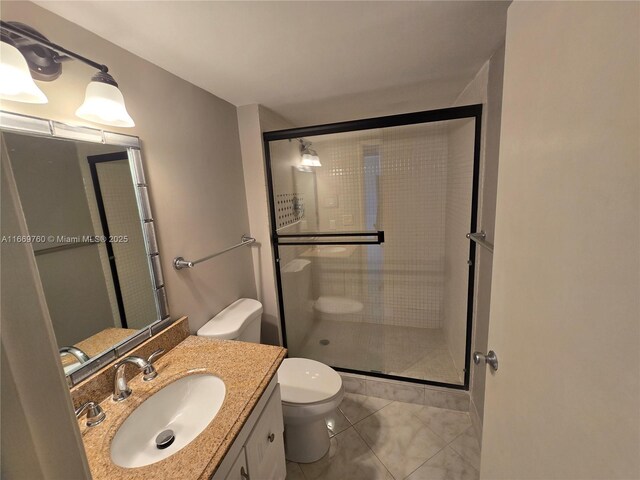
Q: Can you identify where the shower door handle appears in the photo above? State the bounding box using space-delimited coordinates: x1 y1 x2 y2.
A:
473 350 498 372
277 230 385 245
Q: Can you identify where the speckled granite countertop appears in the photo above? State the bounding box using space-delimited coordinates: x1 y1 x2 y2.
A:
79 336 286 479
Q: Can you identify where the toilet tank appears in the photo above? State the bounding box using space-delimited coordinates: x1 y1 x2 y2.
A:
197 298 263 343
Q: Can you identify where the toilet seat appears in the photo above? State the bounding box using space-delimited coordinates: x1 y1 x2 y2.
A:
278 358 342 405
281 388 343 409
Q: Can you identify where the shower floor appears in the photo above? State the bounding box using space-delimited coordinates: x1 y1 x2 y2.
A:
291 319 463 385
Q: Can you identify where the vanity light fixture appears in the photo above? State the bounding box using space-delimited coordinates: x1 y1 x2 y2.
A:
75 71 134 127
0 40 48 103
299 139 321 167
0 21 134 127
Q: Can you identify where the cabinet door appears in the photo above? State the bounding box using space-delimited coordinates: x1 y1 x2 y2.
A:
245 385 286 480
224 447 249 480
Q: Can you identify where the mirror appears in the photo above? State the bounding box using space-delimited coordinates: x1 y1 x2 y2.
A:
0 111 170 385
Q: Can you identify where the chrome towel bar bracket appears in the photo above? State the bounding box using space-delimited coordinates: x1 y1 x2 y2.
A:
466 230 494 253
173 234 255 270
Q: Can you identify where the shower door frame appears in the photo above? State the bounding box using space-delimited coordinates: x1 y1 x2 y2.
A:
263 104 483 390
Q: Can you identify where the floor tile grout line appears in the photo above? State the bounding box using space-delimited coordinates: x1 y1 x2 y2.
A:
350 422 398 480
447 426 481 472
338 394 392 427
407 404 474 447
311 396 476 479
349 399 444 480
445 442 481 475
298 461 309 480
400 444 448 480
448 425 472 447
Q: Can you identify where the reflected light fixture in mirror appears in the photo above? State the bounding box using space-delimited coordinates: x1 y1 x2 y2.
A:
0 20 134 128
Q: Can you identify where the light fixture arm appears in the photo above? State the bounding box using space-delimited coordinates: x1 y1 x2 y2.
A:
0 20 109 73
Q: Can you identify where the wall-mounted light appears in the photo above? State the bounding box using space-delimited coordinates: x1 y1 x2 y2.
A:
76 71 134 127
0 40 48 103
0 21 134 128
299 139 321 167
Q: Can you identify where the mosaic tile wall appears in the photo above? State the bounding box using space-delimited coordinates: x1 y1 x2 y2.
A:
311 122 449 329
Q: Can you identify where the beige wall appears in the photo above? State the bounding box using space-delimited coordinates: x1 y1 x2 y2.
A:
1 1 257 335
481 2 639 477
237 105 297 345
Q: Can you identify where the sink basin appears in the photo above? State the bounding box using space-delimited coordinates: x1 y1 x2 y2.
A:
110 373 225 468
319 246 347 254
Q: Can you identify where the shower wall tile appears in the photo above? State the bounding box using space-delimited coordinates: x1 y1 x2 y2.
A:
311 124 449 330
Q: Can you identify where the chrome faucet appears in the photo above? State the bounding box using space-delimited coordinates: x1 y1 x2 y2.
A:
75 401 105 427
59 346 90 363
112 349 164 402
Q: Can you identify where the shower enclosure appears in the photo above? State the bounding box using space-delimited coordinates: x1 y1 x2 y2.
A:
264 105 481 388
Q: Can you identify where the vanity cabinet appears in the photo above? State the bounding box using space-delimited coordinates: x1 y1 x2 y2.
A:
215 377 286 480
224 447 248 480
245 384 286 479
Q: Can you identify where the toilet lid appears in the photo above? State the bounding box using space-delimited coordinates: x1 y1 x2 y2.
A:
278 358 342 405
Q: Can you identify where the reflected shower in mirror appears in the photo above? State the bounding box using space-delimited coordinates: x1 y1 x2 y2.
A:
2 131 158 375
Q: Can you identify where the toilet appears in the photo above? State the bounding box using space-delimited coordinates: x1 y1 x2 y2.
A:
197 298 344 463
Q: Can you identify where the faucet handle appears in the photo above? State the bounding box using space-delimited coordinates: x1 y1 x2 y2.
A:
147 349 165 364
142 349 165 381
75 401 106 427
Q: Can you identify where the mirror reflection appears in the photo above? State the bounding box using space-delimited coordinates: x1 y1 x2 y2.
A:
1 131 158 374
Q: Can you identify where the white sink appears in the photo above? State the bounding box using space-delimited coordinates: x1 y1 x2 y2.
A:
110 373 225 468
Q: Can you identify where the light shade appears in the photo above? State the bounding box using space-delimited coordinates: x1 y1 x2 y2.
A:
75 73 134 127
301 151 321 167
0 41 48 104
300 140 321 167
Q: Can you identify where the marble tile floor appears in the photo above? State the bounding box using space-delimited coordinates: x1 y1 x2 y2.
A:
291 320 462 385
286 392 480 480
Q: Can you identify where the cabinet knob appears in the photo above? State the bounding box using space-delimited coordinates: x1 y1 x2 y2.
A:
240 466 249 480
267 432 275 443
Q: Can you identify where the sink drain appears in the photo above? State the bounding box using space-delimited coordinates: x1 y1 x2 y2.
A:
155 429 175 449
319 339 330 346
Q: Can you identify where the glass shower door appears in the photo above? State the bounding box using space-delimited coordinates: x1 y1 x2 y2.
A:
265 106 481 388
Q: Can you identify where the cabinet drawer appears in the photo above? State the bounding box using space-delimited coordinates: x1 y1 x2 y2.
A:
245 385 286 480
224 447 248 480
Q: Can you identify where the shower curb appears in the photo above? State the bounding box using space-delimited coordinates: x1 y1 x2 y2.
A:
339 372 470 412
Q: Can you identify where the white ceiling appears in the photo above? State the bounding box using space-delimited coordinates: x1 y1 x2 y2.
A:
36 1 509 126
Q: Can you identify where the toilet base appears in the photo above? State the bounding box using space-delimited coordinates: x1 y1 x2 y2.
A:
284 417 330 463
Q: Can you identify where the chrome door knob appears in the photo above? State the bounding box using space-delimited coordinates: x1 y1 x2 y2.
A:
473 350 498 371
